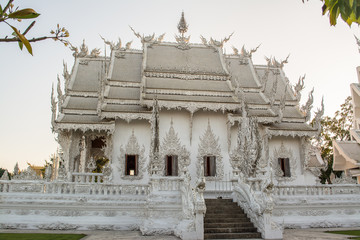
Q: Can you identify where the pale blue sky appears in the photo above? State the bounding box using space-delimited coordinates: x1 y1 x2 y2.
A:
0 0 359 171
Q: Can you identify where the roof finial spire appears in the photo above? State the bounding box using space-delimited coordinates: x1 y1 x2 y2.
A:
177 11 188 36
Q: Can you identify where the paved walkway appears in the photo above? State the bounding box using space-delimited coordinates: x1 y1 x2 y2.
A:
283 228 359 240
1 227 360 239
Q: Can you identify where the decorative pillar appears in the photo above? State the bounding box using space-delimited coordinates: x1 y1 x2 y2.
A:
79 135 87 173
195 177 206 240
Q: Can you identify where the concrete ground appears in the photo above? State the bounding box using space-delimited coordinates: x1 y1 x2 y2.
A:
1 227 360 239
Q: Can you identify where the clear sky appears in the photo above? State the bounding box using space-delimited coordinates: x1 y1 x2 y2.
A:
0 0 359 171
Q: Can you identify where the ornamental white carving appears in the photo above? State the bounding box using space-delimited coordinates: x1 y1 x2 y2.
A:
118 130 146 180
159 120 191 176
142 99 239 115
79 60 89 65
12 166 42 180
272 142 297 181
54 123 115 134
230 117 262 178
87 157 96 172
0 170 9 180
332 173 357 184
144 71 229 81
196 121 223 180
57 158 68 181
100 112 152 123
265 128 317 138
115 51 126 59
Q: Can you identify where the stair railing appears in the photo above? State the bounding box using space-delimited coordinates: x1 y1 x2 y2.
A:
232 174 283 239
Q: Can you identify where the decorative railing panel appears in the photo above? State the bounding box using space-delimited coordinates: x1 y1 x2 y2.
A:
274 184 360 196
71 172 104 183
149 177 183 191
0 180 149 196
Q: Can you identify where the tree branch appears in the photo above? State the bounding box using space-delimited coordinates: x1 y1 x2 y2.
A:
23 21 36 36
0 36 51 42
2 0 14 16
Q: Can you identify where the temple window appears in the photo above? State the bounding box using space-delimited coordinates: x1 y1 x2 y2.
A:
91 137 105 148
125 154 138 176
204 156 216 177
165 155 178 176
278 158 291 177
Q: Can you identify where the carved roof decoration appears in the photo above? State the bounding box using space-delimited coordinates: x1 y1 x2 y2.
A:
52 13 321 137
177 11 188 35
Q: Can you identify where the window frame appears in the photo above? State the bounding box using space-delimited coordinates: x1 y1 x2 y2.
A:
204 155 216 177
165 155 178 176
125 154 138 176
278 157 291 177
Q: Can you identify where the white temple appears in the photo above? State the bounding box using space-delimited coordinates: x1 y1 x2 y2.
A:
333 66 360 184
1 13 360 240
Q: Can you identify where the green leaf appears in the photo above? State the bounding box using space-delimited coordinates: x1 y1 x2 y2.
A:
329 2 340 25
8 8 40 19
350 0 354 7
18 41 23 50
10 25 32 55
0 4 3 16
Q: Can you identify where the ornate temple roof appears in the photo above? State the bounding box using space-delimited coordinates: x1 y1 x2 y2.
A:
333 141 360 171
51 12 319 135
333 75 360 175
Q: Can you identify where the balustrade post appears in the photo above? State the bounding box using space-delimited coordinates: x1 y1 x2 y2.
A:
194 177 206 240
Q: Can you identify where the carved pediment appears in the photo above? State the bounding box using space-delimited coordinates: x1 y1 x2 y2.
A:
159 120 190 176
197 121 223 180
118 130 146 180
272 142 297 181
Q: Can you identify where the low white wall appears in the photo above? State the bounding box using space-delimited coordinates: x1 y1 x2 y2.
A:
272 184 360 229
269 136 318 185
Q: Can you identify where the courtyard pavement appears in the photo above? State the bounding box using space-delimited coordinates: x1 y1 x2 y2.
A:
1 227 360 239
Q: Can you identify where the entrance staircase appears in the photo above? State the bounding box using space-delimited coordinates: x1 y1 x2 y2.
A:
204 198 262 239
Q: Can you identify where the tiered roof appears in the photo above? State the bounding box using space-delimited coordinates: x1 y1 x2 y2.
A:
52 13 319 137
333 67 360 179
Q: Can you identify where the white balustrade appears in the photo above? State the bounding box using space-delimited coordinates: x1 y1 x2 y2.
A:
0 180 149 196
150 177 183 191
274 184 360 196
71 172 103 183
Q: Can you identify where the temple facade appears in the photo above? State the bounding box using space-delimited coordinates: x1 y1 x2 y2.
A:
1 13 360 240
52 13 324 187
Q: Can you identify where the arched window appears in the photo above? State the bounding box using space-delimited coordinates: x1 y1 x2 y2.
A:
166 155 178 176
125 154 138 176
278 158 290 177
204 156 216 177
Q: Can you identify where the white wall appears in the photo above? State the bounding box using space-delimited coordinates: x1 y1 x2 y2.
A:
269 136 317 185
160 110 232 187
111 111 318 186
111 110 233 187
112 119 151 184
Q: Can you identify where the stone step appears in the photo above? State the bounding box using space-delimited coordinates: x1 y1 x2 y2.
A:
205 227 258 233
204 198 260 239
206 204 242 208
204 218 252 223
205 222 254 228
205 198 233 202
205 213 247 218
205 209 245 214
204 232 262 239
206 203 238 209
205 200 236 204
